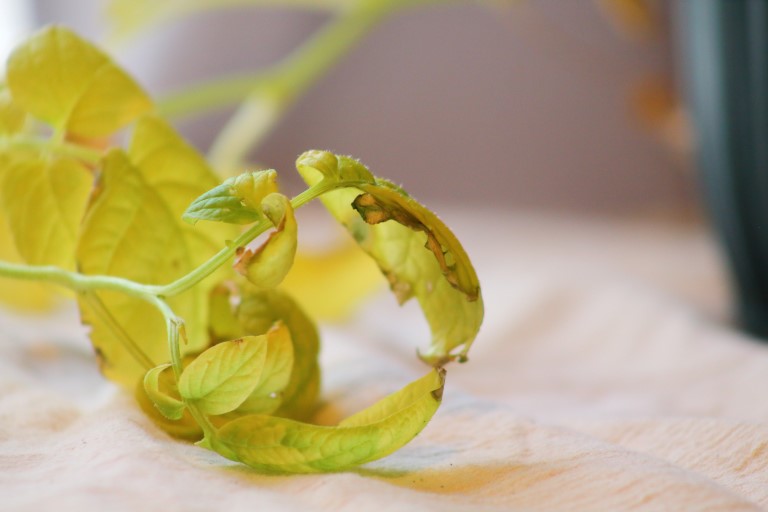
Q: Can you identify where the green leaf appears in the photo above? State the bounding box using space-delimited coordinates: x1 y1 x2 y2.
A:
236 287 320 421
295 150 483 365
0 149 92 268
6 25 152 138
233 193 297 289
233 321 294 415
178 334 268 416
143 363 185 420
182 170 277 225
211 369 445 473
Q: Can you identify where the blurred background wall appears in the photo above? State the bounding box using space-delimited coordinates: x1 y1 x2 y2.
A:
16 0 690 214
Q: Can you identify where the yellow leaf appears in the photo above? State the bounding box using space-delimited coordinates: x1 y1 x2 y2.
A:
76 116 238 387
296 151 483 365
0 213 57 311
0 149 92 268
236 287 320 421
212 369 444 473
77 150 194 386
0 90 26 136
234 193 297 289
6 25 152 137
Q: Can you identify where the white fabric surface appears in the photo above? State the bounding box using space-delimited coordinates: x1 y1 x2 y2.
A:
3 210 768 511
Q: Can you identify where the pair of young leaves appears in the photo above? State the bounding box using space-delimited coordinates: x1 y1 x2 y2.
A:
0 26 483 473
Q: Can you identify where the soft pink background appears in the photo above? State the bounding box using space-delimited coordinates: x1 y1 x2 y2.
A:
33 0 690 214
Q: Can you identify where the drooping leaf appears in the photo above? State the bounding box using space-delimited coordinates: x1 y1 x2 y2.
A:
296 150 483 365
234 193 297 289
76 150 194 386
182 170 277 225
211 368 445 473
280 239 383 321
143 363 186 420
0 149 92 268
178 334 268 416
236 287 320 421
6 25 152 137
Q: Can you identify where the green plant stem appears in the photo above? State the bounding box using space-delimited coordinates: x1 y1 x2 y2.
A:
157 2 392 121
0 178 363 300
0 260 152 299
156 298 218 440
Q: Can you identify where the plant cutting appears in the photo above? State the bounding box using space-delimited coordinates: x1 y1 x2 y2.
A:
0 25 483 473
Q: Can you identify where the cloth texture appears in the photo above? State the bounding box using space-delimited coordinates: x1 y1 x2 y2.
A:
2 211 767 511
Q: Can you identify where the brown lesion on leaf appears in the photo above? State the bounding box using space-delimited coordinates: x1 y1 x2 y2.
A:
430 368 447 401
352 192 467 299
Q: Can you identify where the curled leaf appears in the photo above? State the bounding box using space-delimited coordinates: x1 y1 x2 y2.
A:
182 170 277 225
143 363 185 420
234 193 297 289
178 334 268 416
6 25 152 137
296 150 483 365
210 368 445 473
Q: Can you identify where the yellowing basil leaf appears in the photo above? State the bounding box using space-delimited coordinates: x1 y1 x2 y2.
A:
295 150 483 365
182 170 277 225
211 368 444 473
234 193 296 289
143 363 185 420
77 150 195 386
0 213 57 311
237 288 320 421
0 150 92 268
129 114 239 350
0 91 26 135
178 334 268 416
233 321 294 415
280 240 383 321
6 26 152 138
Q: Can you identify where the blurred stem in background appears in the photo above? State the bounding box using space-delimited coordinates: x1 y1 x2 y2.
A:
126 0 460 174
678 0 768 338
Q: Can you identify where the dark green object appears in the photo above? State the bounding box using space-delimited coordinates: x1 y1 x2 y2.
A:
679 0 768 337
